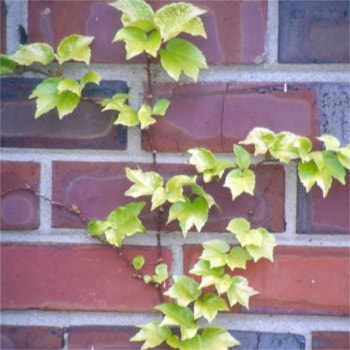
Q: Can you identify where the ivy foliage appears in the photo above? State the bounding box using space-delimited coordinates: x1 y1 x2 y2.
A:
110 0 208 81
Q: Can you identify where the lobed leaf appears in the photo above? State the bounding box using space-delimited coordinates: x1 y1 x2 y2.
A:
56 35 94 65
201 327 240 350
224 168 255 200
194 293 228 323
233 145 251 169
240 127 276 156
226 276 258 308
9 43 55 66
159 38 207 82
199 240 230 268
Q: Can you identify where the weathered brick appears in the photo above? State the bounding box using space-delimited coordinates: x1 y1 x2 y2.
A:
297 173 350 234
1 78 127 149
184 245 350 316
232 331 305 350
68 326 171 349
142 83 319 153
28 0 267 65
312 331 350 350
52 162 285 232
1 162 40 230
1 244 172 311
279 0 350 63
1 326 63 350
1 0 6 53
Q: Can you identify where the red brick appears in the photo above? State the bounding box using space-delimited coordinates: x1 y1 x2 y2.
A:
52 162 284 232
312 332 350 350
1 162 40 230
68 326 171 349
1 326 63 350
1 0 6 52
279 1 349 63
184 245 350 316
1 244 172 311
143 83 319 153
298 173 350 234
1 78 127 150
28 0 267 65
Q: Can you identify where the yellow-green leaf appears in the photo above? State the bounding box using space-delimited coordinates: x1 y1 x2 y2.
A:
9 43 55 66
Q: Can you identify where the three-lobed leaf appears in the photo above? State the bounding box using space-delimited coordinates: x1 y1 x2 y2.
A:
194 293 228 323
224 168 255 200
226 276 258 308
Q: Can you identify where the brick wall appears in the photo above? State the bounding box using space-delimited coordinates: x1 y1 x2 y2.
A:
1 1 349 349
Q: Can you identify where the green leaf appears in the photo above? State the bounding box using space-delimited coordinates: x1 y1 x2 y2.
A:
115 105 139 126
154 2 207 41
159 38 207 82
224 168 255 200
318 134 341 151
199 240 230 268
132 255 145 271
156 303 198 340
125 168 164 198
164 275 201 307
269 132 300 163
113 27 161 59
188 147 217 173
199 273 233 295
323 151 346 185
100 93 130 111
9 43 55 66
226 276 258 308
201 327 240 350
138 103 155 129
152 98 170 116
57 78 82 96
153 263 169 284
240 127 276 156
130 321 170 350
294 136 313 161
337 145 350 170
151 186 167 210
56 91 80 119
189 259 225 279
167 334 202 350
245 229 276 262
194 294 228 323
81 71 101 87
298 159 319 193
167 196 209 236
234 145 251 169
109 0 155 32
56 34 94 65
165 175 196 203
225 247 252 271
87 220 110 236
0 54 18 74
226 217 251 236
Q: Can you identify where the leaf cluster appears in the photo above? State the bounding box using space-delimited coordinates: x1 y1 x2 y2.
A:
110 0 208 81
241 128 350 197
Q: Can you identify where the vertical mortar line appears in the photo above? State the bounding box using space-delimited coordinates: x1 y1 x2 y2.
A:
5 0 28 54
170 244 184 277
39 160 53 235
305 331 312 350
62 328 69 350
266 0 279 64
284 162 298 237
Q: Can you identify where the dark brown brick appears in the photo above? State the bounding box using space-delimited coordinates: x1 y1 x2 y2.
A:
143 83 319 153
312 332 349 350
1 78 127 149
279 0 350 63
28 0 267 65
184 245 350 316
1 162 40 230
1 326 63 350
1 0 6 52
297 173 350 234
1 244 172 311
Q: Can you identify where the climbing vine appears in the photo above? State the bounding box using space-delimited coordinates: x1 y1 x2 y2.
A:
1 0 349 349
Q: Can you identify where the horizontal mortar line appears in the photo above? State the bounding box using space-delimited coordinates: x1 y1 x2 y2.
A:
20 63 350 83
1 310 348 333
1 231 349 248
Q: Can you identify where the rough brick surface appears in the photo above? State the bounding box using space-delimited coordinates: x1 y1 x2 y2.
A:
1 0 6 52
28 0 267 64
232 331 305 350
1 244 172 311
184 245 350 316
1 162 40 230
297 173 350 234
68 326 171 349
279 0 350 63
312 331 350 350
1 326 63 350
143 83 319 152
1 78 127 149
52 162 285 232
